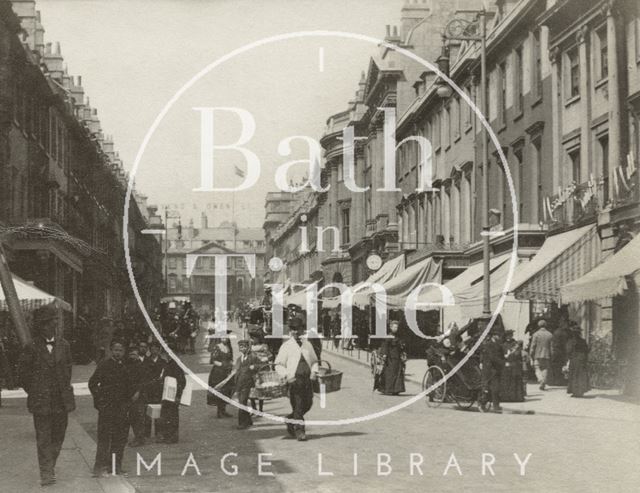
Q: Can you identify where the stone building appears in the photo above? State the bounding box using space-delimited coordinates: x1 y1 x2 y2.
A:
0 0 163 332
264 0 640 388
535 0 640 388
163 213 266 315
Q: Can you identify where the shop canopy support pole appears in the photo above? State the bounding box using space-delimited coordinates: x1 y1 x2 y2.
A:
0 240 32 347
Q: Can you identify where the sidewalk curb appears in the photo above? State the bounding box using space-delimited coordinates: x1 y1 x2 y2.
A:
321 343 424 386
67 416 137 493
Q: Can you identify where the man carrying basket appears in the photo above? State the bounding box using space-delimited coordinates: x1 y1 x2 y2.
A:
275 316 318 442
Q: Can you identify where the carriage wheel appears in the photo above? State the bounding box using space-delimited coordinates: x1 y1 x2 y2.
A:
449 374 476 409
423 366 446 407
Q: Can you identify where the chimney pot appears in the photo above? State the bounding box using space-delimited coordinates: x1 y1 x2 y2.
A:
393 26 398 37
45 42 51 54
386 25 391 36
77 75 82 86
55 42 61 54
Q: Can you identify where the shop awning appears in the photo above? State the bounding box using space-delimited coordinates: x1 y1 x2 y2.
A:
1 275 71 312
510 224 600 302
320 254 406 309
560 234 640 303
374 256 442 310
415 253 513 307
453 258 531 338
284 282 319 308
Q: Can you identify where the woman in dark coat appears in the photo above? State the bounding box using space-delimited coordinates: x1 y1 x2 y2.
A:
207 338 234 417
376 321 406 395
566 325 590 397
500 331 525 402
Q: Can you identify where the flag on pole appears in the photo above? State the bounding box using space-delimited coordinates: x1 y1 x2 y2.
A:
234 165 245 178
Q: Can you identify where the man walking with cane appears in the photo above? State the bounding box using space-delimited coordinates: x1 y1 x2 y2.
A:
275 316 318 441
18 305 75 486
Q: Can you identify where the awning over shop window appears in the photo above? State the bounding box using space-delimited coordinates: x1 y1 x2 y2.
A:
1 275 71 312
284 281 318 308
374 256 441 310
510 224 600 303
560 233 640 303
323 254 406 309
415 253 513 307
454 258 531 337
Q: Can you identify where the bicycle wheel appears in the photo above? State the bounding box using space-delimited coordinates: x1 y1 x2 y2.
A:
449 374 476 409
423 365 446 407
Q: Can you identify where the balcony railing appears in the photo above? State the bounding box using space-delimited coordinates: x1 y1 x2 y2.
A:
543 180 601 232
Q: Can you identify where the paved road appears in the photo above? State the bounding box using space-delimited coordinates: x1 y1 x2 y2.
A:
66 326 640 492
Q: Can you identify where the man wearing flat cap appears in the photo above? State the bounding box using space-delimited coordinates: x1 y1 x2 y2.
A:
275 316 318 441
19 305 75 486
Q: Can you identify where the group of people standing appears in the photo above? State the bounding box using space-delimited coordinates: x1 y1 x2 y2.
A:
206 315 320 441
88 334 185 477
529 319 590 397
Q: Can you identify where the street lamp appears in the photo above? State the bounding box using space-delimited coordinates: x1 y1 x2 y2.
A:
164 208 181 294
441 9 491 316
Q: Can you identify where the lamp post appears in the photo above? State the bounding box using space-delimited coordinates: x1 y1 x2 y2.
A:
163 208 180 295
441 8 491 316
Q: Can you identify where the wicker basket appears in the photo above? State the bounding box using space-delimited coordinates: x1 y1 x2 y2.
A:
313 360 343 393
252 363 289 399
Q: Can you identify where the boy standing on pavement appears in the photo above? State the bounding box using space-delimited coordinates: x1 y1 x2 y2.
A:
234 339 259 430
125 347 146 447
157 340 186 443
143 341 165 438
89 340 136 476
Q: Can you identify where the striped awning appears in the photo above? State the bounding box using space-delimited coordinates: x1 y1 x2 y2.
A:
560 233 640 303
1 275 71 312
511 224 600 303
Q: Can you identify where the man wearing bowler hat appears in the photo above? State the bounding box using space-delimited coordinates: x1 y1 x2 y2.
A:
18 305 75 486
275 316 318 441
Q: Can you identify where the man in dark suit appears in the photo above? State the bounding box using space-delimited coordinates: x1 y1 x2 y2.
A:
89 340 135 476
234 339 259 430
479 331 505 413
18 305 76 486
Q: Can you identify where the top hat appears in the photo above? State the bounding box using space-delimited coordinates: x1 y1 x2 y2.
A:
34 305 57 325
238 339 251 347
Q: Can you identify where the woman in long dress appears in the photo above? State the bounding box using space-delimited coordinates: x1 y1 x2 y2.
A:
566 326 590 397
377 321 406 395
207 338 234 417
500 331 525 402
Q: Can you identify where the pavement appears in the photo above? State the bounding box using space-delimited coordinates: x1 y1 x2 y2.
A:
321 340 640 423
0 398 134 493
2 326 639 492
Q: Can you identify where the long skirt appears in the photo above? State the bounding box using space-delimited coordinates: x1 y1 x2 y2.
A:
500 363 525 402
207 366 233 406
567 356 590 397
378 359 405 394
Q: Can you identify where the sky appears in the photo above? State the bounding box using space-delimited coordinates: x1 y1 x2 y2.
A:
36 0 403 228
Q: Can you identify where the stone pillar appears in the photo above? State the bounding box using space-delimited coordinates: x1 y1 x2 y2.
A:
606 2 622 201
549 47 561 192
577 25 591 183
352 147 366 244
